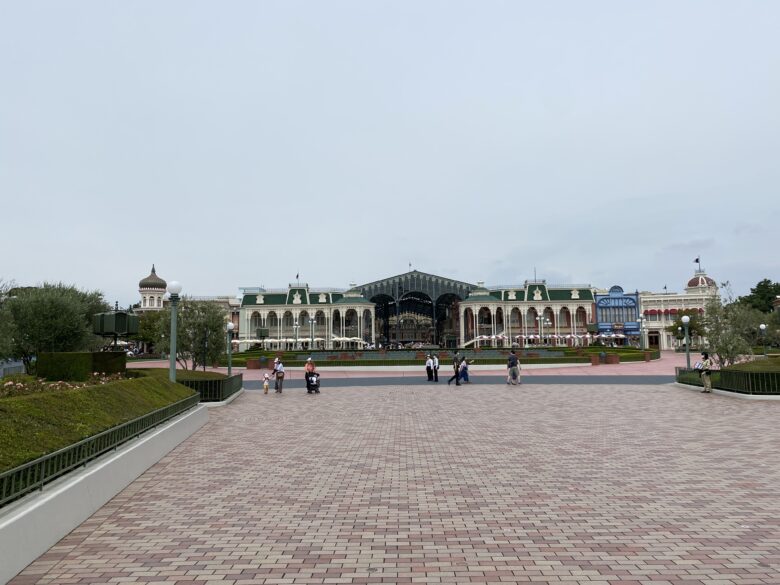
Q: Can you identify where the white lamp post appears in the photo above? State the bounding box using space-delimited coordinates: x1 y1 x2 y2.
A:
226 322 235 376
637 316 646 350
536 315 552 346
309 317 315 350
681 315 691 370
167 281 182 383
759 323 767 357
294 319 299 350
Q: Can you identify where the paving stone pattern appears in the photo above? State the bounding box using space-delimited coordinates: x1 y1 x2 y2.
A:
11 384 780 584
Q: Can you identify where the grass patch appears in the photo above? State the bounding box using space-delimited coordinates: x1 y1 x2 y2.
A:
725 360 780 373
0 375 195 472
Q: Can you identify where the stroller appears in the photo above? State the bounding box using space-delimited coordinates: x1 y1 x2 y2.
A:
306 372 321 394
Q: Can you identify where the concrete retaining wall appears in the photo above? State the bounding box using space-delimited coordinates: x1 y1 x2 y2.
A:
0 405 209 585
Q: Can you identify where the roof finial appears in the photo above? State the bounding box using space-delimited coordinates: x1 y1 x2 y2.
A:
151 264 156 274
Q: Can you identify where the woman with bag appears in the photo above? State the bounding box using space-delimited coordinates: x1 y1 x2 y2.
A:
272 357 285 393
699 352 713 393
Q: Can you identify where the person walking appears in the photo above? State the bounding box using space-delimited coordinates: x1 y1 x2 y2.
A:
432 354 439 382
459 358 470 383
425 354 434 381
447 351 462 386
507 350 520 385
272 357 285 393
699 352 713 393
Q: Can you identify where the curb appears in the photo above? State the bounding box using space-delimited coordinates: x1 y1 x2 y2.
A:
673 382 780 400
203 388 244 408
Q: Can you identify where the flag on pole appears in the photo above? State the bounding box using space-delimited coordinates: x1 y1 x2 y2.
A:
694 257 700 264
296 272 299 280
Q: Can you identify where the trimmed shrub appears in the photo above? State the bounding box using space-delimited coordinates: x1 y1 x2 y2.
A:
37 353 92 381
92 351 126 375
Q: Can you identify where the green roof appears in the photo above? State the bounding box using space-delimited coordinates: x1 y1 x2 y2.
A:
547 288 593 302
525 284 549 302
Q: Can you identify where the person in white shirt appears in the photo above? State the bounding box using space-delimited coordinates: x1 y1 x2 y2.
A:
432 354 439 382
425 355 434 381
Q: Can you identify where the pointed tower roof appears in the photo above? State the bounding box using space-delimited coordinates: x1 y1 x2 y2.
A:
139 264 167 290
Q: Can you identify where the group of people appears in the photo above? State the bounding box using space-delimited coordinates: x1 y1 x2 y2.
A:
265 357 321 394
429 350 521 386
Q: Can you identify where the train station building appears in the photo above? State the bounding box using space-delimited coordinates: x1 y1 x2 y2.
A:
237 270 597 350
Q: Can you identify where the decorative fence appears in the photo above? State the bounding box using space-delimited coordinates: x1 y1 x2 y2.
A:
675 367 779 395
179 374 243 402
718 370 780 395
0 360 24 379
0 394 200 508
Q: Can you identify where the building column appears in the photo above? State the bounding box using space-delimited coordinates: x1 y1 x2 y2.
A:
459 307 465 347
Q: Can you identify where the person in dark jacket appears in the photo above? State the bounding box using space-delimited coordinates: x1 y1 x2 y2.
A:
447 351 462 386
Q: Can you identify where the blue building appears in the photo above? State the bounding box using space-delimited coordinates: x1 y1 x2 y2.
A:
594 286 639 345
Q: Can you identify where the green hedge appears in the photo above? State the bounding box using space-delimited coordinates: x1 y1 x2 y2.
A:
37 353 93 381
222 348 659 367
37 352 127 381
91 351 127 375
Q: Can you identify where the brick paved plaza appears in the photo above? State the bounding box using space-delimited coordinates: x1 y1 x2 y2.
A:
11 384 780 585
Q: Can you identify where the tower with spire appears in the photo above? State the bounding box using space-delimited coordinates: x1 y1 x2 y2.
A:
137 265 167 313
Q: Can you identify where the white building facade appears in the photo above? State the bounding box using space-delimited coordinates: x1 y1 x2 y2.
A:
638 270 719 350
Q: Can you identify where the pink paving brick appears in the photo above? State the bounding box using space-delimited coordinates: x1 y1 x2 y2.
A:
9 382 780 584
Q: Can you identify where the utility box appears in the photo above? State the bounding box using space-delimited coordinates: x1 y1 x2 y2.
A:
93 311 139 336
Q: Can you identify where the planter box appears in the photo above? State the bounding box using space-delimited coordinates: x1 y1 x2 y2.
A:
605 354 620 365
590 355 600 366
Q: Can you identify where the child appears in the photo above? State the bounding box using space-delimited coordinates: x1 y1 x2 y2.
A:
263 373 270 394
459 358 470 383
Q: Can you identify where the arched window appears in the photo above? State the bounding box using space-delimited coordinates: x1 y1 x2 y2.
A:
143 296 147 307
157 296 162 307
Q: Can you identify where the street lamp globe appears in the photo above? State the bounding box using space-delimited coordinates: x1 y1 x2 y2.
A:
760 323 767 332
167 281 182 296
227 322 235 332
681 315 690 325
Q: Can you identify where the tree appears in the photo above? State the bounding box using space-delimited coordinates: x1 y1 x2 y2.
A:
0 279 15 359
0 283 110 372
143 300 227 370
665 309 706 342
738 279 780 313
701 283 763 367
179 301 227 370
137 310 167 349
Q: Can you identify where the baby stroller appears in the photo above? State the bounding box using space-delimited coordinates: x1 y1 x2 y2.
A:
306 372 321 394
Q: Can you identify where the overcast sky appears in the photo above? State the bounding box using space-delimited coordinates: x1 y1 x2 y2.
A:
2 1 778 307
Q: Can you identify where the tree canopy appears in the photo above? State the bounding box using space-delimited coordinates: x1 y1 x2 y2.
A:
0 283 110 372
143 300 227 370
738 279 780 313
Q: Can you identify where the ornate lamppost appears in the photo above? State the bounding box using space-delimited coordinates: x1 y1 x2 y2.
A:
681 315 691 370
226 321 234 376
167 281 182 383
759 323 767 357
309 317 315 350
637 315 646 350
536 315 552 346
